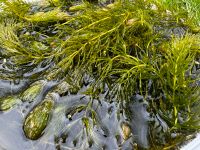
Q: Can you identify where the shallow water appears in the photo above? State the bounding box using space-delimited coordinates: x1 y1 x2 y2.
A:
0 1 199 148
0 69 197 150
0 59 59 150
0 108 55 150
0 57 198 149
0 93 131 150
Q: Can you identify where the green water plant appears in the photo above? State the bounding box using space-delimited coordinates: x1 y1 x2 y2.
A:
0 0 199 149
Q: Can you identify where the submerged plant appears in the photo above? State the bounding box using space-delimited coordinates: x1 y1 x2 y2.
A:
0 0 199 149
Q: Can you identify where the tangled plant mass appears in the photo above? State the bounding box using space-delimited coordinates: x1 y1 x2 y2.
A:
0 0 199 149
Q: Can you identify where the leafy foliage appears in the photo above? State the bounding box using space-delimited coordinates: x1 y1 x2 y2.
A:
0 0 199 149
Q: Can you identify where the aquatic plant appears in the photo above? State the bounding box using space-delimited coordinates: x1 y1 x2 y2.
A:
0 0 199 149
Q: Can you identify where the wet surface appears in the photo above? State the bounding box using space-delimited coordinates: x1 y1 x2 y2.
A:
0 69 199 150
0 109 55 150
126 95 150 149
0 1 199 149
0 92 133 150
0 58 60 149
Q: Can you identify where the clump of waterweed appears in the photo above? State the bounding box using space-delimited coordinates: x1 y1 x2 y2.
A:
0 0 199 149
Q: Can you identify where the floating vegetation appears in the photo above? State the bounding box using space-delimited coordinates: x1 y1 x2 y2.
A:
0 0 199 149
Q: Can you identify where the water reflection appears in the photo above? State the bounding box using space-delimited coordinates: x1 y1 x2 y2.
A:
0 108 55 150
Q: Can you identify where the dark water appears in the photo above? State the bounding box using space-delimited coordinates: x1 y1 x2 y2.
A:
0 58 199 150
0 90 157 150
0 60 58 150
0 57 131 150
0 94 129 150
0 109 55 150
